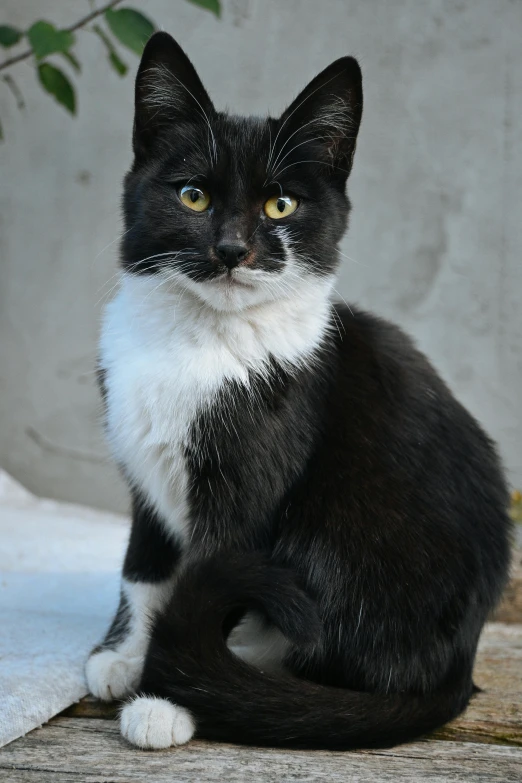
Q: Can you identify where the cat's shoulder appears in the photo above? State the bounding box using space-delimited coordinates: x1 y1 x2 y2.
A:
333 303 427 368
328 302 455 413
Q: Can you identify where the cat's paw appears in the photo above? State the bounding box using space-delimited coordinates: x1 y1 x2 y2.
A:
86 649 143 701
120 696 195 749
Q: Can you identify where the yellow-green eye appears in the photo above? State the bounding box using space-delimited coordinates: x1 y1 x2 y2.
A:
264 194 299 219
179 185 211 212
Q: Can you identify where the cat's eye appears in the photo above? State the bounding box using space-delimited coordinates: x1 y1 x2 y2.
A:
264 194 299 220
179 185 211 213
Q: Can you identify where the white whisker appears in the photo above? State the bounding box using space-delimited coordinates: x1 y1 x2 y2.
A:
332 286 354 318
93 227 132 266
265 71 341 174
143 64 218 166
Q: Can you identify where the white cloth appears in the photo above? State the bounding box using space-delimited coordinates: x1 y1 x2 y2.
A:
0 470 128 747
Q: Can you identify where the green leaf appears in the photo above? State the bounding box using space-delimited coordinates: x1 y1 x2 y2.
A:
185 0 221 17
0 24 23 48
37 62 76 114
93 24 128 77
104 8 155 56
60 50 81 72
27 21 75 60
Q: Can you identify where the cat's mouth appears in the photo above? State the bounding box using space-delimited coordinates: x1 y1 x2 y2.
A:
211 272 255 290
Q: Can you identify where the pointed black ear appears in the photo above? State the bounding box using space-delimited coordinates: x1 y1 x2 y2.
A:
270 57 363 182
133 32 215 159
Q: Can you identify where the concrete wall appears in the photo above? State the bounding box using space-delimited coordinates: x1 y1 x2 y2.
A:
1 0 521 512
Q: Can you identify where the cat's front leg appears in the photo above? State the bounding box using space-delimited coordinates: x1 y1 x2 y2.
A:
86 580 175 701
86 494 181 701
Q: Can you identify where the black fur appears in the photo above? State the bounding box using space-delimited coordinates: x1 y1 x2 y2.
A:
108 33 511 749
141 555 474 749
92 590 131 653
123 491 182 583
137 305 511 748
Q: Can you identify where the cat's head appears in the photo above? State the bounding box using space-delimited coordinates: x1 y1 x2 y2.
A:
122 33 362 312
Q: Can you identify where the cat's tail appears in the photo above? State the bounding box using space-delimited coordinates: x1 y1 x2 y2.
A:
138 554 472 749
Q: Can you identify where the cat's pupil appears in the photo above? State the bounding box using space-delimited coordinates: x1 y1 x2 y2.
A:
277 198 286 213
190 189 200 203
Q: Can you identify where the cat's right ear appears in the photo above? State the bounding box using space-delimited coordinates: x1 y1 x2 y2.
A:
133 32 214 159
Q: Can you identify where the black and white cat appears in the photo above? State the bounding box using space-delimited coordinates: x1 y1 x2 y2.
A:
86 32 511 750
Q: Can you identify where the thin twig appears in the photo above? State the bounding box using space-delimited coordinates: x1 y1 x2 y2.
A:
0 0 124 73
2 74 25 109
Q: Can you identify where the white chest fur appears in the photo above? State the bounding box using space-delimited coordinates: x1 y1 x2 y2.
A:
99 273 332 546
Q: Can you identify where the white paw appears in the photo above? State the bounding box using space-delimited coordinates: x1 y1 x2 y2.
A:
120 696 195 749
86 649 143 701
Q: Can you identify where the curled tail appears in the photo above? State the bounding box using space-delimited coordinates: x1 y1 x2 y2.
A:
138 555 472 749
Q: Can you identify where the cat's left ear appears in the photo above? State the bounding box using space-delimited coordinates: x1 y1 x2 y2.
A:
274 57 363 181
133 32 215 160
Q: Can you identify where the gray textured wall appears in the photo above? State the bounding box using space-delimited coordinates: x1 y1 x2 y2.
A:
1 0 521 512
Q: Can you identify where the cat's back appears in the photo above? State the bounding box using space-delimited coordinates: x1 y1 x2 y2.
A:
326 303 507 502
327 302 510 551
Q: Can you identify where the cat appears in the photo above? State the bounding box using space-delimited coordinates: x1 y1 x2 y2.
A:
86 32 511 751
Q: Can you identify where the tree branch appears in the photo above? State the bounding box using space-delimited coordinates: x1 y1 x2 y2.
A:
0 0 125 73
2 74 25 109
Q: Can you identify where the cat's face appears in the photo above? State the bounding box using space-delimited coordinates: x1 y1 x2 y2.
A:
122 34 362 312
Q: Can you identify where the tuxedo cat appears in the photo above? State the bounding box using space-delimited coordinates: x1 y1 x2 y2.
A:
86 32 511 750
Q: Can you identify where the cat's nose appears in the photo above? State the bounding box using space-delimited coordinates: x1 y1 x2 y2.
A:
215 242 248 269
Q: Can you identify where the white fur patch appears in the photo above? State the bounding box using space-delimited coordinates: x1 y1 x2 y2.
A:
228 612 290 674
86 578 175 701
86 649 142 701
100 271 333 548
121 696 195 749
118 579 175 657
98 266 333 681
272 225 298 267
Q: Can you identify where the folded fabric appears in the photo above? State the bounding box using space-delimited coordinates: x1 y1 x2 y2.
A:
0 470 128 747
